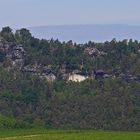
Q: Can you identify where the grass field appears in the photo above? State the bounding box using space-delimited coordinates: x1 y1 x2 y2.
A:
0 128 140 140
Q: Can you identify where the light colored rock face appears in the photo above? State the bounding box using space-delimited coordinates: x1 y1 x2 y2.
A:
68 74 88 82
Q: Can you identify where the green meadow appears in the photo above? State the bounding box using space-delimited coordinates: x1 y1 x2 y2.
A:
0 128 140 140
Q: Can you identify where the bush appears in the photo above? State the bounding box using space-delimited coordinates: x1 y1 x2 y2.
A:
0 115 17 128
0 114 33 128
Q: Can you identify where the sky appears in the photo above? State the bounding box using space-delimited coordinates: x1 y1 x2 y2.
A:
0 0 140 29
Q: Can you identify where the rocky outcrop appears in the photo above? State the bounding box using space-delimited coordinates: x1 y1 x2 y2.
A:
39 66 56 82
0 39 139 83
23 64 40 74
0 40 25 69
40 73 56 82
119 73 140 82
84 47 106 57
67 70 88 82
68 74 88 82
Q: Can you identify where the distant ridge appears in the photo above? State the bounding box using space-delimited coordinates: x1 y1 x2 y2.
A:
29 24 140 43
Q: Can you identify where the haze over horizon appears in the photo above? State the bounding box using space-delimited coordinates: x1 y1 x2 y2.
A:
29 24 140 43
0 0 140 28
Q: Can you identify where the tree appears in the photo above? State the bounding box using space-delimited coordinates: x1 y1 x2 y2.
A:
0 50 6 62
15 28 32 45
1 27 12 34
0 26 14 42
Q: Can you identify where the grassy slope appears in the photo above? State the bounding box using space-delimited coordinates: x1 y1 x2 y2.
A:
0 128 140 140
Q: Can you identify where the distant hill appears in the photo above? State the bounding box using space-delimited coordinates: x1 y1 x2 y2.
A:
0 27 140 130
29 24 140 43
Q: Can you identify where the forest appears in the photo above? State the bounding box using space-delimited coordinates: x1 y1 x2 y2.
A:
0 27 140 130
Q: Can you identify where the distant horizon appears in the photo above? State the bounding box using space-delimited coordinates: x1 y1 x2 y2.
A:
2 23 140 31
28 24 140 43
0 0 140 29
30 23 140 26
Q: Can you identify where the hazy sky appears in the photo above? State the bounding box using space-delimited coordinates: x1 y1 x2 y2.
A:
0 0 140 28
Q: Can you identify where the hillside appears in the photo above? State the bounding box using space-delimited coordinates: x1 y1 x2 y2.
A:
0 27 140 130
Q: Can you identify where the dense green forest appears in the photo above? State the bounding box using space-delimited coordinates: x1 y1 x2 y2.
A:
0 27 140 130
